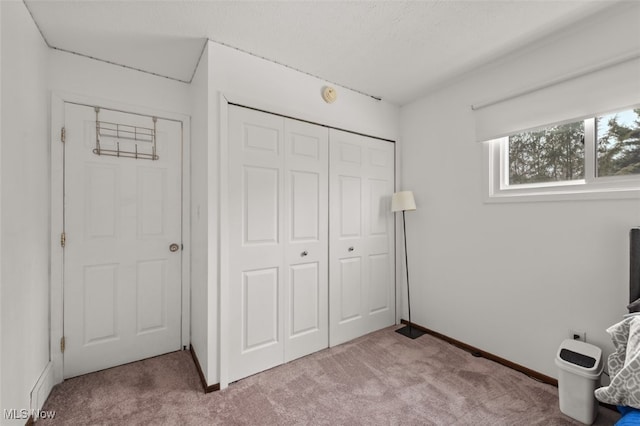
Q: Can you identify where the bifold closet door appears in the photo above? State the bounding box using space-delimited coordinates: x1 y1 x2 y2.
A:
227 105 328 383
329 129 395 347
283 119 329 362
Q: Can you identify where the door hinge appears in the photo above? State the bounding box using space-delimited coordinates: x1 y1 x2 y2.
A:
60 336 66 353
61 127 66 143
60 232 66 248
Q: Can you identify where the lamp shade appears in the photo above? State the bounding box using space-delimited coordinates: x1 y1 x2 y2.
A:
391 191 416 212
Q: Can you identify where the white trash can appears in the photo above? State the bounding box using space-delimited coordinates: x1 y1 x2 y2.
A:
555 339 603 424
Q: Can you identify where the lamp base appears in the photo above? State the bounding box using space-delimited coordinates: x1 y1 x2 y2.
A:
395 325 426 339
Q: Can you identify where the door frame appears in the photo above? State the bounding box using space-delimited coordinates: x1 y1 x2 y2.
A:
50 91 191 384
218 91 400 389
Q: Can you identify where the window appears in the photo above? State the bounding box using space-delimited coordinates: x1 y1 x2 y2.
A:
596 109 640 177
508 120 585 185
488 107 640 201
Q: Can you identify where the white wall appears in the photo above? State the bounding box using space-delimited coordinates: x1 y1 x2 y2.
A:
1 1 50 423
400 2 640 379
0 0 4 419
210 43 400 141
189 45 214 383
48 50 192 115
203 41 401 386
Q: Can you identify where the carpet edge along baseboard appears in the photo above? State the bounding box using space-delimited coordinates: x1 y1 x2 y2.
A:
398 320 618 413
189 345 221 393
399 319 558 386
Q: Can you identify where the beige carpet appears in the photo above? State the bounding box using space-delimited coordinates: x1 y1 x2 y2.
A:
41 327 620 425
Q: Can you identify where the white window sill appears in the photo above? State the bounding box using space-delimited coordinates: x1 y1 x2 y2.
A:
485 184 640 203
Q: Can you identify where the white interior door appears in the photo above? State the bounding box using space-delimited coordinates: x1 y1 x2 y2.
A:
329 129 395 347
227 106 329 382
283 118 328 362
63 103 182 378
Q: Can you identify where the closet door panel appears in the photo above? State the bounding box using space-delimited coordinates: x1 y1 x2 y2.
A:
329 130 395 346
290 171 319 240
243 268 280 350
339 176 362 237
243 166 279 244
284 118 329 362
289 262 320 336
228 106 285 383
364 145 395 331
329 132 366 345
339 257 363 322
369 253 391 314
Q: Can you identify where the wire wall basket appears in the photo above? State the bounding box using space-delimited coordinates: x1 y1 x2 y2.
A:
94 107 159 160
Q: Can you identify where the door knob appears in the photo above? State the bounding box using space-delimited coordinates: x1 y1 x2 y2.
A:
348 246 354 252
301 250 308 257
169 243 180 252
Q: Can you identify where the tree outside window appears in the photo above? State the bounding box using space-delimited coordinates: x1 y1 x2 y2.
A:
508 121 584 185
597 109 640 177
506 108 640 187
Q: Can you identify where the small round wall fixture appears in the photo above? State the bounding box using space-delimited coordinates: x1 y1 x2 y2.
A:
322 86 337 103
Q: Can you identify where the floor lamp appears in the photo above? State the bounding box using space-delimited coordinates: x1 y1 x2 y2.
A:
392 191 425 339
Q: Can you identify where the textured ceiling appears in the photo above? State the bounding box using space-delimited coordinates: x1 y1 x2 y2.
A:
25 0 614 105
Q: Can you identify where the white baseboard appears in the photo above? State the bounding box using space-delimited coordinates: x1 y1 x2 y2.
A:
30 362 54 420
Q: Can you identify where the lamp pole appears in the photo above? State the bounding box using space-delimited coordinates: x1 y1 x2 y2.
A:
402 210 413 334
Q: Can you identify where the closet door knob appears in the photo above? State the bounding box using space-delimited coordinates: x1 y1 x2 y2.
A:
348 247 354 252
301 250 308 257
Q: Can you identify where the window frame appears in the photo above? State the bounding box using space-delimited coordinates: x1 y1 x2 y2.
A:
485 107 640 203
